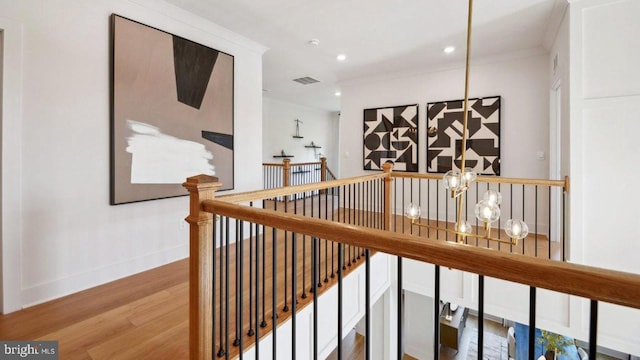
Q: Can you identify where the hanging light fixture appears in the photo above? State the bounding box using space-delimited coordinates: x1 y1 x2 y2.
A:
405 0 528 246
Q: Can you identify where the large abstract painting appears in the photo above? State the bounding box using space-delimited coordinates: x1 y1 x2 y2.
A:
111 15 234 204
426 96 500 175
363 104 418 172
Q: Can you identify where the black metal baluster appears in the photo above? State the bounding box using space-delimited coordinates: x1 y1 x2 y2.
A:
337 243 344 360
548 187 552 260
356 182 361 261
272 221 277 358
254 222 260 360
510 184 514 253
283 196 289 313
589 300 598 358
312 236 318 360
562 190 566 261
224 217 230 359
486 183 490 248
418 178 421 236
397 256 403 360
217 216 225 357
302 195 307 299
522 184 526 255
445 178 449 242
478 275 484 360
528 287 536 360
343 185 347 271
248 203 254 337
410 178 414 235
436 179 440 240
394 176 398 232
324 187 329 282
234 220 240 347
497 183 501 249
291 228 298 359
402 178 406 235
365 249 371 360
535 185 538 258
331 186 335 279
474 181 479 245
316 194 323 289
347 184 352 267
238 221 244 357
427 178 431 238
260 214 267 328
212 214 217 358
434 265 440 360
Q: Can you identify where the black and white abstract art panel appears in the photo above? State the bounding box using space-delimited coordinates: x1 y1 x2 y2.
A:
426 96 500 175
363 104 418 172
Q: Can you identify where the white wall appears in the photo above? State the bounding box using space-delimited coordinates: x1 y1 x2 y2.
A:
404 291 435 360
0 0 266 312
262 97 339 172
339 50 550 180
568 0 640 355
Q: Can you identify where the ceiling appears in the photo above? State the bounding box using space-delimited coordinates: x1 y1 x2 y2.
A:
163 0 567 111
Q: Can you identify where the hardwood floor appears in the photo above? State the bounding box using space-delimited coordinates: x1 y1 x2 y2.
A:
0 260 190 359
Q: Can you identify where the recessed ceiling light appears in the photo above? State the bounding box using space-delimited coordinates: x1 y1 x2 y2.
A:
336 54 347 62
308 39 320 46
444 46 455 54
335 91 342 97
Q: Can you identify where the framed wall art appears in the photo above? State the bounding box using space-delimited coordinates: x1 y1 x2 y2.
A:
110 15 234 205
426 96 500 175
363 104 418 172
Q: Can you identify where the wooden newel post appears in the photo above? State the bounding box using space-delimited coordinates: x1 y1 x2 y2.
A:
382 162 394 231
183 174 222 360
283 158 291 187
320 157 327 194
320 157 327 182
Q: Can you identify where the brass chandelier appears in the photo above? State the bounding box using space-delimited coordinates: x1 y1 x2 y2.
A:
404 0 529 246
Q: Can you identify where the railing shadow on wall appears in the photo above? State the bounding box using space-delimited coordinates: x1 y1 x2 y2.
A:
184 165 640 360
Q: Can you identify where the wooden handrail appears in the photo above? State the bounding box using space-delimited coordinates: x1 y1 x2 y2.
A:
219 173 389 203
289 161 323 166
263 161 322 167
392 172 568 190
202 199 640 310
326 167 337 180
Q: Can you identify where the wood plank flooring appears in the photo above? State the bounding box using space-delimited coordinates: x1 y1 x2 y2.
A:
0 260 190 359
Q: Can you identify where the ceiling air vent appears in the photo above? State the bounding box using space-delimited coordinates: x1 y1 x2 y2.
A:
293 76 320 85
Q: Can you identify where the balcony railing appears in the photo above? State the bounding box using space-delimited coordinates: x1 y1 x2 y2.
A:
262 157 336 191
184 165 640 360
390 172 569 260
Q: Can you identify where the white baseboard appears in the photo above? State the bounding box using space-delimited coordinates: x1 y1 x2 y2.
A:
21 244 188 308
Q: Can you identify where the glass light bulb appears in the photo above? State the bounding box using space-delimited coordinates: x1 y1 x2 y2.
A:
475 199 500 223
483 189 502 206
456 220 472 235
404 203 421 220
462 168 477 185
443 170 462 191
505 219 529 240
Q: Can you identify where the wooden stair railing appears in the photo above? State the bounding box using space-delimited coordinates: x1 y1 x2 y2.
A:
263 156 335 190
185 167 637 360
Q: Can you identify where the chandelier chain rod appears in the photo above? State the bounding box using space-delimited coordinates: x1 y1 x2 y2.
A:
456 0 474 242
